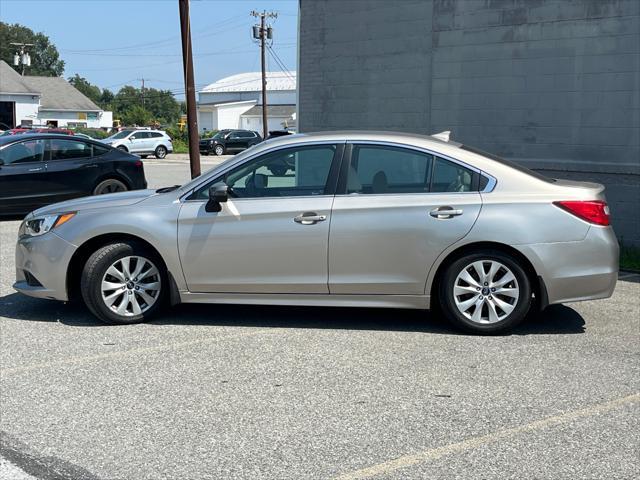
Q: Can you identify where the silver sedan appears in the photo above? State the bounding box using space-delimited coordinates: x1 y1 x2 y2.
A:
13 131 618 334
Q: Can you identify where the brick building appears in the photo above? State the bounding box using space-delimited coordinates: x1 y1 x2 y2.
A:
298 0 639 245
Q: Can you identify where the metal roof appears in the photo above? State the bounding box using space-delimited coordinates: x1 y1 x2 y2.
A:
241 104 296 117
200 71 296 93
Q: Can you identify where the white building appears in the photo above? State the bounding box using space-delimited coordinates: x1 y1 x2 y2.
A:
0 60 112 130
197 71 296 134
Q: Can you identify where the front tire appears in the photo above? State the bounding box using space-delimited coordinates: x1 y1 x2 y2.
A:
117 145 128 152
214 144 225 156
439 251 532 334
81 242 166 324
155 145 168 159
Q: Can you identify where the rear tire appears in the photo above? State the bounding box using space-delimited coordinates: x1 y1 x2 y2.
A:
93 178 128 195
155 145 167 159
81 242 167 324
438 251 532 335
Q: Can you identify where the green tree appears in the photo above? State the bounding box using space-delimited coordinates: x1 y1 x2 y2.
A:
121 105 152 127
0 22 64 76
68 74 102 105
111 85 181 127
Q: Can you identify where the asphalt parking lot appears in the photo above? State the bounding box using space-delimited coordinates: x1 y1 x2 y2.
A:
1 159 639 479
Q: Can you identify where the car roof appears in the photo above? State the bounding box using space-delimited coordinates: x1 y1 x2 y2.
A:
0 133 104 146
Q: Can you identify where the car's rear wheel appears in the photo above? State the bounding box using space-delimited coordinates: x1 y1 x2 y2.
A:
155 145 167 159
81 242 166 324
93 178 128 195
439 251 532 334
214 144 225 156
117 145 128 152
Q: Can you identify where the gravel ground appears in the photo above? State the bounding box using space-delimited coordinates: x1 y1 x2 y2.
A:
0 163 638 480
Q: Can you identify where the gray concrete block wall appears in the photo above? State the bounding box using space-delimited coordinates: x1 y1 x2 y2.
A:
299 0 640 245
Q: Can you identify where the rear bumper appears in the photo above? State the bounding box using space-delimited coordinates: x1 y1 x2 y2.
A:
14 232 77 302
516 226 619 305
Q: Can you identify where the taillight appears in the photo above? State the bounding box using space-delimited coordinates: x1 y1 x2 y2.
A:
553 200 610 226
135 160 143 167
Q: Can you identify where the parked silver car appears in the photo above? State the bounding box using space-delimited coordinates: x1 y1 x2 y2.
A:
14 131 618 334
102 129 173 159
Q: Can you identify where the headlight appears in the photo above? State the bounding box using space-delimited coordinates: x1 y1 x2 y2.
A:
19 213 76 237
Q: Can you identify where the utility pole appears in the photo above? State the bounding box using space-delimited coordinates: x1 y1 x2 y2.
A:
251 10 277 139
140 77 145 109
178 0 201 179
10 43 34 76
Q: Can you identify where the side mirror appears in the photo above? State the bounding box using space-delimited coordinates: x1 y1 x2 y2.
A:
129 136 134 141
205 182 230 213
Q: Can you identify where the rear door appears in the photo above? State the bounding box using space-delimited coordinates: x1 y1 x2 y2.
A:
225 131 245 152
44 138 109 201
0 138 47 213
328 143 482 295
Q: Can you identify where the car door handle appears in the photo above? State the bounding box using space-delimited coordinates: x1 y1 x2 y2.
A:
294 212 327 225
430 207 463 219
28 167 44 172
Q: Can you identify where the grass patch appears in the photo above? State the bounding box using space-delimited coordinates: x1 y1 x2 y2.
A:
171 139 189 154
620 245 640 272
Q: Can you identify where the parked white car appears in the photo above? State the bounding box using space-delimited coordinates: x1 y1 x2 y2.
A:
102 129 173 159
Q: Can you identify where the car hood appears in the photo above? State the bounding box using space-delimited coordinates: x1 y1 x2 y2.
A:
30 189 156 217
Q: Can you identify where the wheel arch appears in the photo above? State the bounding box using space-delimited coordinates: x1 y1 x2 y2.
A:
93 173 132 192
66 232 180 305
428 241 548 311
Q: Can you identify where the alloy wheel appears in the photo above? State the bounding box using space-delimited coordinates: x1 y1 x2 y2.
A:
453 260 520 324
100 256 161 317
95 179 127 195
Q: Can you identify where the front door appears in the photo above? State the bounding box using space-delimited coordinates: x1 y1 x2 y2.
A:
329 144 483 295
178 143 343 293
128 131 150 153
0 138 48 214
224 131 245 152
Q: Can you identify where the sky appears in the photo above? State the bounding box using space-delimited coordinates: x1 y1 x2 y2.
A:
0 0 299 98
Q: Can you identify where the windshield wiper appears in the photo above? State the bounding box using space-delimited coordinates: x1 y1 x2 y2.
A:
156 185 181 193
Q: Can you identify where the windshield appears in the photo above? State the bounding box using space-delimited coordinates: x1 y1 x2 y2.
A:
107 130 133 140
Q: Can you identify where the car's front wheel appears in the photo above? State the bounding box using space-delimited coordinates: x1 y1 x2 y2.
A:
214 144 225 156
81 242 166 324
117 145 128 152
439 251 532 334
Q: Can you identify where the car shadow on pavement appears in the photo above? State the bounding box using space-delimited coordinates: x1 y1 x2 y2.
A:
0 293 585 335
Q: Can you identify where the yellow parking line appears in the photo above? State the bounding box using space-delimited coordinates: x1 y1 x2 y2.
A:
0 328 270 376
335 393 640 480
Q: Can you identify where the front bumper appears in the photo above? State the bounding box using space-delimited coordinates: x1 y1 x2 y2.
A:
14 232 77 302
517 226 619 305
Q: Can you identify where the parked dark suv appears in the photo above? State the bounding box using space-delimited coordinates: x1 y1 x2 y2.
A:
199 129 262 156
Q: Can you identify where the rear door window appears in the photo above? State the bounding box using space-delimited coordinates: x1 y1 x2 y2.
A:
48 139 93 160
